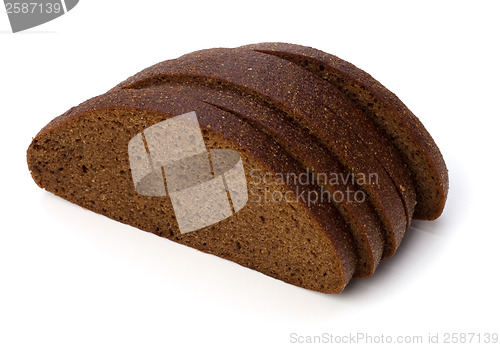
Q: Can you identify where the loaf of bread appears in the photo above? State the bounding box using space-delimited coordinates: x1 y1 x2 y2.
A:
27 43 448 293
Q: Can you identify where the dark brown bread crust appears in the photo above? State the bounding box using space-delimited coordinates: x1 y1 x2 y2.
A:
27 88 357 293
242 43 448 220
140 82 385 276
116 49 410 256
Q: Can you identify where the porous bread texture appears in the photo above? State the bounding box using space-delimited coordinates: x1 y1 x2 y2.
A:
27 89 356 293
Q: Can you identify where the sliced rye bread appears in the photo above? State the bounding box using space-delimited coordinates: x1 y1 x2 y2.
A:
116 48 407 256
27 88 357 293
242 42 448 220
27 43 449 292
232 47 416 227
136 81 385 276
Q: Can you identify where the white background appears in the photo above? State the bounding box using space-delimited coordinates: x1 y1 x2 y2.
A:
1 1 499 346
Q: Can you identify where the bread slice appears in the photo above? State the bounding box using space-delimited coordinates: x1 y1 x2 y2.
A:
242 42 448 220
27 88 357 293
129 81 385 277
116 48 408 256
